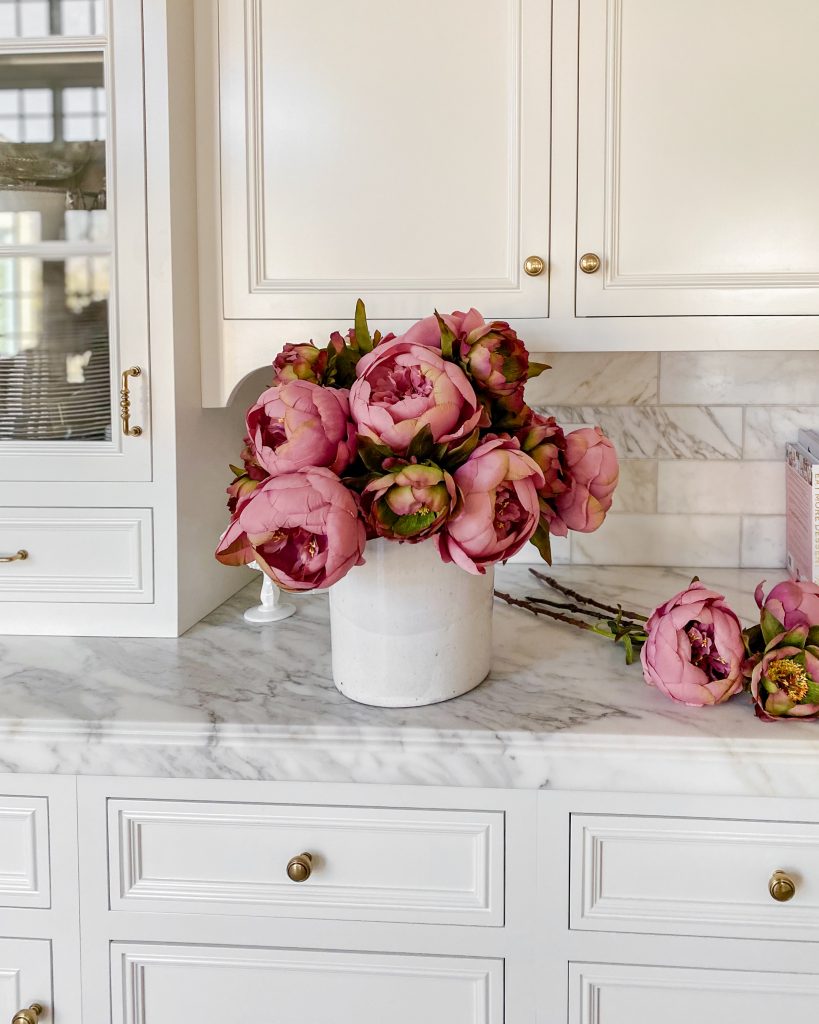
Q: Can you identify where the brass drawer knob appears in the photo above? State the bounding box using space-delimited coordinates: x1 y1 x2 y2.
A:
0 549 28 563
769 870 796 903
523 255 545 276
12 1005 44 1024
579 252 601 274
286 852 313 883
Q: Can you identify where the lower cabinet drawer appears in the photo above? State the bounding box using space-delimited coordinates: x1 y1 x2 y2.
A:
0 507 153 603
0 796 49 908
113 944 503 1024
0 937 52 1024
109 799 504 926
571 963 819 1024
571 813 819 941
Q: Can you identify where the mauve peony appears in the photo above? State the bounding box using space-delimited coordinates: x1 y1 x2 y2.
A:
754 579 819 632
747 645 819 721
215 468 366 591
640 582 746 706
551 427 619 535
350 338 482 455
364 461 458 541
272 342 328 385
437 436 544 574
516 413 567 502
247 380 356 476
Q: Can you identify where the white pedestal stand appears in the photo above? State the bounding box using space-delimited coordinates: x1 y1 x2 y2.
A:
244 563 296 624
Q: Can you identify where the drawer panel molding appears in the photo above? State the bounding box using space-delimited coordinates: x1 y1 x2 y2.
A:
0 796 50 909
110 799 504 926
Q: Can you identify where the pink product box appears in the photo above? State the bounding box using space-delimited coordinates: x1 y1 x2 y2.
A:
786 434 819 585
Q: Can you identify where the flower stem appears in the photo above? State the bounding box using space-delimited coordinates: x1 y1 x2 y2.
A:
528 569 648 622
523 594 646 631
493 589 615 636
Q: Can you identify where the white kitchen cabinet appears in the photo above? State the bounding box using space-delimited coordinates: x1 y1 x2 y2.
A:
576 0 819 317
0 938 52 1024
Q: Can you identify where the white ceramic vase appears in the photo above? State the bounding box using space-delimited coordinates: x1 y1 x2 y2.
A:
328 538 494 707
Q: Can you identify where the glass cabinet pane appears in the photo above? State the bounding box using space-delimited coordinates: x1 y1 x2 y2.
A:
0 0 104 39
0 51 107 240
0 255 110 440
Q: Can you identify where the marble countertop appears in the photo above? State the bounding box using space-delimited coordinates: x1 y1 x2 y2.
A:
0 565 816 797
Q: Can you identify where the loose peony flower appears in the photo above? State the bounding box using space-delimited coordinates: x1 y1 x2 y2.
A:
350 338 483 455
747 645 819 720
754 579 819 633
551 427 619 535
640 582 746 706
246 380 356 476
272 342 328 385
437 436 544 574
215 468 366 591
363 461 458 541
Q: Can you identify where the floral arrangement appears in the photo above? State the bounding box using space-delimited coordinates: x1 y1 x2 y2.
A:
215 302 619 589
498 572 819 722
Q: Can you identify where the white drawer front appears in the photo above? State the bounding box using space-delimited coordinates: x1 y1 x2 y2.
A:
571 963 819 1024
114 944 502 1024
0 797 49 909
110 799 504 926
572 813 819 941
0 938 52 1024
0 508 153 602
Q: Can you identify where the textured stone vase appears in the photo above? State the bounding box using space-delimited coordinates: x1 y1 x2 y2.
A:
329 538 494 707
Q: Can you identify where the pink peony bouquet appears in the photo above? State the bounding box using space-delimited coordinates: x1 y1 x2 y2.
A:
216 301 619 591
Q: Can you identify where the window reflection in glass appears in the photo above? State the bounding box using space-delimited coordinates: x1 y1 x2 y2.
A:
0 0 104 39
0 256 111 440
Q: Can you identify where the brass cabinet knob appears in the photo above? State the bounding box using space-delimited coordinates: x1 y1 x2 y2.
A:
769 870 796 903
286 852 313 883
578 252 601 274
523 255 546 277
0 549 28 563
12 1005 44 1024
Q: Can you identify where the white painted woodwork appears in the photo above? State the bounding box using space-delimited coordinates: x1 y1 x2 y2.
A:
570 962 819 1024
0 507 153 603
0 939 52 1024
571 813 819 941
109 798 503 925
210 0 551 323
0 797 49 909
112 944 503 1024
577 0 819 316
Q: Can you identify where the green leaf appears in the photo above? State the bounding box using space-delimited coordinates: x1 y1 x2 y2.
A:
804 679 819 704
743 624 764 658
442 428 480 470
358 437 392 473
354 298 373 354
781 626 809 649
529 523 552 565
761 608 786 646
434 310 456 360
622 633 634 665
526 360 550 380
808 626 819 647
406 424 435 462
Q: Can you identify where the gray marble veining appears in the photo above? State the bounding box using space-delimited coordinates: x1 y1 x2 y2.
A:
0 566 816 796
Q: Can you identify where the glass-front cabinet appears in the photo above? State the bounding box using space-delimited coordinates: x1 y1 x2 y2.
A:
0 0 149 481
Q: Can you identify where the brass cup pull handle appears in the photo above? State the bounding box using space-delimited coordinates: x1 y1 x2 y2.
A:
523 255 546 277
120 366 143 438
769 870 796 903
12 1005 44 1024
286 852 313 883
579 252 601 274
0 549 27 563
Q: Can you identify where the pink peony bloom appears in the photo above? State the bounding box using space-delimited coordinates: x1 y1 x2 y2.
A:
754 579 819 632
551 427 619 535
215 468 366 591
350 338 482 455
246 380 356 477
640 582 746 706
437 436 545 574
747 645 819 721
363 461 458 542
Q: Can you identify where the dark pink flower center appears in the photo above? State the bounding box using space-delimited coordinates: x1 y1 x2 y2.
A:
371 365 433 405
493 483 526 537
257 527 326 582
686 621 730 679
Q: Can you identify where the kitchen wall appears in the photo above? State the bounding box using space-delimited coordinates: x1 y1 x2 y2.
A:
520 350 819 568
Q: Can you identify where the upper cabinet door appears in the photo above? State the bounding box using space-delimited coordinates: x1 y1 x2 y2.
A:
0 0 150 481
577 0 819 317
215 0 551 322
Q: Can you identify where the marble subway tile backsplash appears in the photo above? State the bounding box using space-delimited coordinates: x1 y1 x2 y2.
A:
524 350 819 569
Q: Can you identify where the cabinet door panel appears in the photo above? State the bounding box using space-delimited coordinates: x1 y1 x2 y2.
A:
571 963 819 1024
577 0 819 316
114 944 502 1024
0 938 51 1024
217 0 550 320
